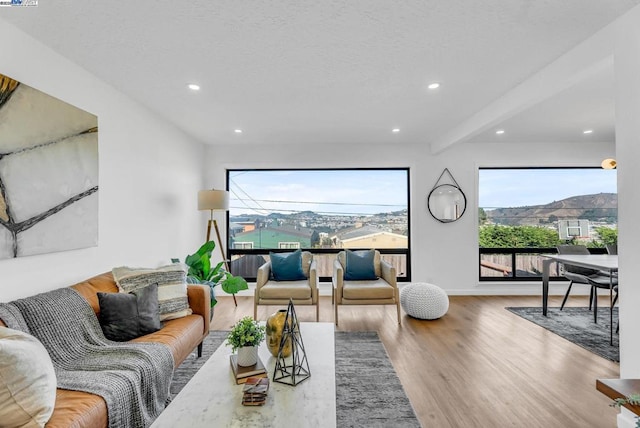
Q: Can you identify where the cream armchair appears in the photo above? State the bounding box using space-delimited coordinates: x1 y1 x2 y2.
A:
254 251 319 321
332 250 401 325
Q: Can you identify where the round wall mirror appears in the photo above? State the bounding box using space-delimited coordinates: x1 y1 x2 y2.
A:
428 184 467 223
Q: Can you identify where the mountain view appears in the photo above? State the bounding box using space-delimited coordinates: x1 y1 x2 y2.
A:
484 193 617 226
231 208 408 236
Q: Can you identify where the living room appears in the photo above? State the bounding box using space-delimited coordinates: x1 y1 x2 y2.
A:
1 2 640 427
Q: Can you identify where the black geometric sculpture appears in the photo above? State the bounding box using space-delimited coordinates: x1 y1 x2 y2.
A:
272 299 311 386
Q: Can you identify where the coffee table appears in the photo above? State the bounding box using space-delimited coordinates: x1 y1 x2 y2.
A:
151 322 336 428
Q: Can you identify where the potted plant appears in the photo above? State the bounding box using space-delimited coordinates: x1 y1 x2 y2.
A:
173 240 248 308
227 316 266 366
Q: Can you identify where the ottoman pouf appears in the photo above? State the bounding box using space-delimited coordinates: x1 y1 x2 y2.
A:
400 283 449 320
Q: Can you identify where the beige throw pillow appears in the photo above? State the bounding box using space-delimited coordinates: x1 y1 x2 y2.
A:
0 327 57 428
112 264 192 321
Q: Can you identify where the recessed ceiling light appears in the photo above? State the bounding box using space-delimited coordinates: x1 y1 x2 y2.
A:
583 129 593 134
234 129 243 133
392 128 400 133
187 83 200 91
496 129 505 135
427 83 440 90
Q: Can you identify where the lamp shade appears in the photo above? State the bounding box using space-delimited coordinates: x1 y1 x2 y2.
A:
198 190 229 211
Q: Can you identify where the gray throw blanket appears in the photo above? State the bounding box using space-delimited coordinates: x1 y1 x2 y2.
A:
0 288 174 428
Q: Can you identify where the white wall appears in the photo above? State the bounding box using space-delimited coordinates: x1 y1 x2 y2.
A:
205 139 614 295
0 19 205 302
615 6 640 428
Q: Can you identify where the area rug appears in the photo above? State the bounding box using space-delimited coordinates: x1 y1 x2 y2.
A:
170 330 421 428
506 307 619 362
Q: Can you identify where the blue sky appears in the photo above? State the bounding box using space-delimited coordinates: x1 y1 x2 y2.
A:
229 170 408 216
479 168 617 209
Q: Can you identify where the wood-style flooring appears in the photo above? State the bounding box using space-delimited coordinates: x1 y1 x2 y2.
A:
210 294 620 428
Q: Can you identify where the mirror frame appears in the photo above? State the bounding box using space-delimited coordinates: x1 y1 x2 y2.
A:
427 184 467 223
428 169 467 223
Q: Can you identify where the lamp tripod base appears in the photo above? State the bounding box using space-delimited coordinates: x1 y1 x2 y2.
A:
207 219 238 307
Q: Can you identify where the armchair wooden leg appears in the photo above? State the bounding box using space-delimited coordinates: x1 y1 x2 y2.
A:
254 301 257 320
316 304 319 322
334 303 338 326
396 301 401 325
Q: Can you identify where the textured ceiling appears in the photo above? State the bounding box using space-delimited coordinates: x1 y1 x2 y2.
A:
1 1 638 148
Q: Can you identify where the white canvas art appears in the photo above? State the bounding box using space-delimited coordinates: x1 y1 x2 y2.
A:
0 73 98 259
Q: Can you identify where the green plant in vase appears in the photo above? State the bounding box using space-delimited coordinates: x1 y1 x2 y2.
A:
227 316 266 367
173 240 248 308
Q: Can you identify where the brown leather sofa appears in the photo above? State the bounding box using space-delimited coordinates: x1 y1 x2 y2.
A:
0 271 210 428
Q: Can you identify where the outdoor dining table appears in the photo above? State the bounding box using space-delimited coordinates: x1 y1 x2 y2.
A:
541 254 618 346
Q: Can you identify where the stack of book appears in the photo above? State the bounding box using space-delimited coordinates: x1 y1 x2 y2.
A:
242 377 270 406
230 354 268 384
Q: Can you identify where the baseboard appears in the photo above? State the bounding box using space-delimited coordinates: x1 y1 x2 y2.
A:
231 282 588 297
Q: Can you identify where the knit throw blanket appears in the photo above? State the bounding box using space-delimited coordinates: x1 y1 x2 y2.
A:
0 288 174 428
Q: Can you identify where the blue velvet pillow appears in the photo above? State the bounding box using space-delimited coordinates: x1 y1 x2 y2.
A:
344 249 378 280
270 250 306 281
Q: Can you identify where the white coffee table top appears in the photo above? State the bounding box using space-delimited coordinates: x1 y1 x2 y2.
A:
152 322 336 428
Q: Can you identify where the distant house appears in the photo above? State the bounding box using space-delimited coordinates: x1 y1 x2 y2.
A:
229 222 246 235
229 218 258 233
331 226 408 249
231 225 316 249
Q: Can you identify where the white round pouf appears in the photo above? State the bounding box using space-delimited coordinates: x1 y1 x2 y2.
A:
400 283 449 320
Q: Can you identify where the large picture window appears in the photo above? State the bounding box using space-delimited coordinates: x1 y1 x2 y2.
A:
226 168 410 281
478 167 617 281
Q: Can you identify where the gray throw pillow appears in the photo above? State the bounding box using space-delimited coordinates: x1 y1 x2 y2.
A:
98 283 162 341
112 264 192 321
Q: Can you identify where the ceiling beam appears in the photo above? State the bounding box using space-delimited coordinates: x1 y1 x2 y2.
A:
430 21 615 154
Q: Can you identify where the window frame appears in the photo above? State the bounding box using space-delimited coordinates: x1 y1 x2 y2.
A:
477 166 617 282
225 167 411 282
233 242 254 249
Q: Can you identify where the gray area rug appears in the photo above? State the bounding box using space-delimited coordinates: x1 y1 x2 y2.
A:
506 307 619 362
170 330 421 428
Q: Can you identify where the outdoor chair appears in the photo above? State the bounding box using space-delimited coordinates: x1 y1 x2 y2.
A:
332 249 401 326
557 245 618 323
254 250 319 321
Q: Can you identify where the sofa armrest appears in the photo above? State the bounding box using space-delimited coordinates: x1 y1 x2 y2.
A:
380 259 397 288
256 261 271 293
187 284 210 335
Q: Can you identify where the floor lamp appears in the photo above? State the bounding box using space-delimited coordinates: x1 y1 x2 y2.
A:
198 189 237 306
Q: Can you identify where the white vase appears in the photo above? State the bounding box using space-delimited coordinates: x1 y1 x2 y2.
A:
236 346 258 367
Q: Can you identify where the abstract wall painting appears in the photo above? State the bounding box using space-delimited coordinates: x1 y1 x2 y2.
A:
0 73 98 260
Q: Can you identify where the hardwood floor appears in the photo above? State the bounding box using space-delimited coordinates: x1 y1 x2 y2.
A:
210 295 620 427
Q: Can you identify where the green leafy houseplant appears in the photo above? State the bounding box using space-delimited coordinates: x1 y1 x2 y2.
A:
174 240 248 307
226 317 266 353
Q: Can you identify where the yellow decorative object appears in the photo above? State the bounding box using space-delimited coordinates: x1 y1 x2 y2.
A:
266 309 291 357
